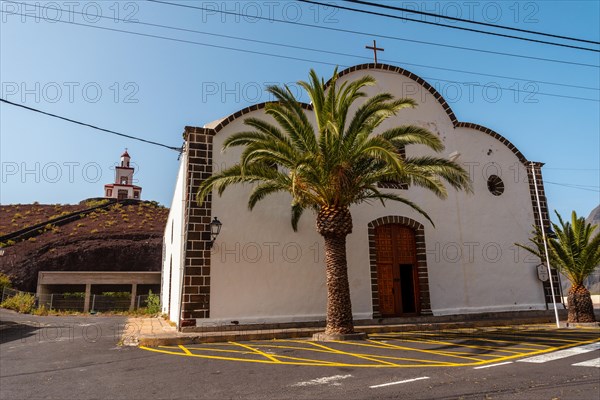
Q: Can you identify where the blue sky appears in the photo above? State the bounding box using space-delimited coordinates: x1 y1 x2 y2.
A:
1 0 599 220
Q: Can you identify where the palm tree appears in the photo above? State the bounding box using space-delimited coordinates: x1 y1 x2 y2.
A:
517 211 600 323
197 69 472 336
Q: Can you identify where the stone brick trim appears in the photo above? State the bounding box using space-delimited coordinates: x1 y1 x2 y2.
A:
367 216 432 317
525 161 562 304
180 126 215 327
212 102 312 134
526 161 550 231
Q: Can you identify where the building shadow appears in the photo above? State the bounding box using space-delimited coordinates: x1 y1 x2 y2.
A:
0 319 39 345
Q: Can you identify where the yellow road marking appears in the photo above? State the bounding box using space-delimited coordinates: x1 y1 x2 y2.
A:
386 337 530 354
366 339 486 362
303 340 400 366
407 332 550 349
268 354 342 365
255 342 457 365
160 345 255 355
253 342 346 355
480 331 599 344
139 329 600 369
229 342 282 363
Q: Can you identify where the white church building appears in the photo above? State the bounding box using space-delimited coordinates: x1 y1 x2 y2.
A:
161 64 556 329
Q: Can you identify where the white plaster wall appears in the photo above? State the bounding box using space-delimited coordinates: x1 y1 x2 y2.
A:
205 68 545 324
161 151 187 327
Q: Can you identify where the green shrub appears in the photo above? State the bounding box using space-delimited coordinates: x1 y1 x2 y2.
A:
0 273 12 293
101 292 131 298
32 305 49 316
63 292 85 299
145 290 160 314
85 199 110 208
1 292 36 313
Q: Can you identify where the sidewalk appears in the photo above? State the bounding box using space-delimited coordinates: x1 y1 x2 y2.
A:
124 309 600 347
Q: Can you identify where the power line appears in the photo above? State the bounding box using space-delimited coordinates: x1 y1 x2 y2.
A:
4 8 598 103
0 9 340 67
381 60 598 91
0 99 182 152
344 0 600 45
146 0 599 69
5 1 597 92
4 9 598 103
545 168 600 171
420 77 598 102
546 181 600 192
299 0 600 52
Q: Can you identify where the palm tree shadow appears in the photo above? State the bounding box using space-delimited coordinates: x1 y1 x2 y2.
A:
377 328 600 356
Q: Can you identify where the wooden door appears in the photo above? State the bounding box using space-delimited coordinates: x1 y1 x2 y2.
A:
375 224 420 317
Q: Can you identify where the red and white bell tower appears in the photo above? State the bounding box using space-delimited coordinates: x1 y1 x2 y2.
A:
104 149 142 200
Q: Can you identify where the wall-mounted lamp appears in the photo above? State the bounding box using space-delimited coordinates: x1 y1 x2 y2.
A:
208 217 222 249
545 227 558 239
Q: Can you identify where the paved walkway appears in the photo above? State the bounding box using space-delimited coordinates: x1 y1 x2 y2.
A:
121 316 178 346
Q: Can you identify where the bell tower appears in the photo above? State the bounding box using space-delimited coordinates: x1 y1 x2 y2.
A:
104 149 142 200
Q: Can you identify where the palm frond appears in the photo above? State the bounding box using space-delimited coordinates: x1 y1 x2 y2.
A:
516 211 600 287
198 68 472 231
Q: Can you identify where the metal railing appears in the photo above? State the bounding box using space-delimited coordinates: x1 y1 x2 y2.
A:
1 287 156 312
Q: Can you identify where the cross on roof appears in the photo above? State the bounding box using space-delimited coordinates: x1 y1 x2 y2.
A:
366 40 384 65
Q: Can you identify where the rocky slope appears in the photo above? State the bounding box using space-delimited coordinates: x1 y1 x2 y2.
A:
0 201 168 292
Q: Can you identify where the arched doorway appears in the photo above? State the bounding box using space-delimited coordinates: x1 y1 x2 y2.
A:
374 224 419 316
368 216 432 317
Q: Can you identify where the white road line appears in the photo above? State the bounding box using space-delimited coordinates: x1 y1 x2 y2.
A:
292 374 352 387
370 376 430 389
572 357 600 368
518 342 600 364
473 361 513 369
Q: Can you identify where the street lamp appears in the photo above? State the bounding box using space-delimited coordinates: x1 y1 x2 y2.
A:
208 217 222 249
546 228 558 239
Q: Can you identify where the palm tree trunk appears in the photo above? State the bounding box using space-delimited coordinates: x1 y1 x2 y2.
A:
567 284 596 323
322 233 354 335
316 205 355 335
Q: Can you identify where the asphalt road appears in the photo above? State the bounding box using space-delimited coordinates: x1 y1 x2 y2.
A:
1 309 599 400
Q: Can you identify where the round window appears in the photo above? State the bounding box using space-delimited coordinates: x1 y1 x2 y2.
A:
487 175 504 196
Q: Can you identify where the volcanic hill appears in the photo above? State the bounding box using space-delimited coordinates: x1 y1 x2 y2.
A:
0 200 168 292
